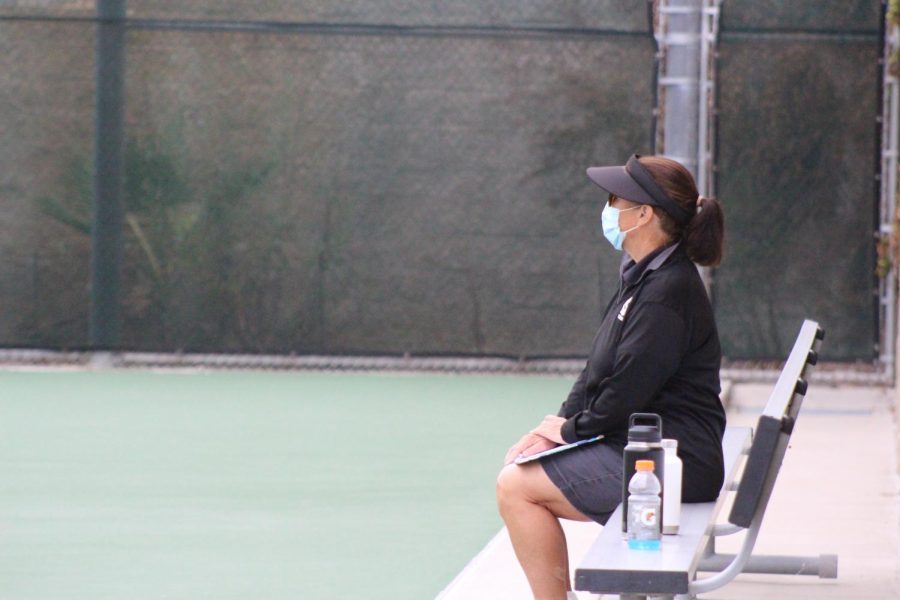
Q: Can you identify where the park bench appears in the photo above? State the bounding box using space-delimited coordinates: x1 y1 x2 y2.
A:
574 319 837 599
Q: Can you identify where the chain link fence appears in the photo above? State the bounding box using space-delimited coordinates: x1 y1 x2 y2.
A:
0 1 885 362
0 1 656 357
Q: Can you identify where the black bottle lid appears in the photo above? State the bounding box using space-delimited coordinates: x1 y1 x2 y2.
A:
628 412 663 443
627 425 662 443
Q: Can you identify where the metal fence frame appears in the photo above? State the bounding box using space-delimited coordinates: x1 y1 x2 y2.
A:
878 0 898 385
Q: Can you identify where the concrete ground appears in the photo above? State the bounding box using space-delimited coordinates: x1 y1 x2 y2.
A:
437 383 900 599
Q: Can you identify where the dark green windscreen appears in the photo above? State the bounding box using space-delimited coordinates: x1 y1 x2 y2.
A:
0 1 884 360
714 3 880 361
0 3 654 355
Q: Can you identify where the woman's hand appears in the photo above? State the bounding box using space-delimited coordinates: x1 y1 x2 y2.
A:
530 415 567 445
502 415 569 465
504 433 558 465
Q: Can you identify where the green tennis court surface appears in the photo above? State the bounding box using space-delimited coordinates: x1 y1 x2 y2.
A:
0 370 573 599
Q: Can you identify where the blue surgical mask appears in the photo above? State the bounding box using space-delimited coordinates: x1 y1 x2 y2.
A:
601 203 641 251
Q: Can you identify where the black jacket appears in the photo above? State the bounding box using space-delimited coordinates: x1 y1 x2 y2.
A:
558 242 725 502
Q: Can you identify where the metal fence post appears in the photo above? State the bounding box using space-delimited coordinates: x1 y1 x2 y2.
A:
654 0 722 292
878 0 898 384
91 0 126 349
657 0 702 175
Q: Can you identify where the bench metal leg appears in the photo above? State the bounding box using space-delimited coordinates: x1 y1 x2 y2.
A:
690 520 839 595
698 553 838 578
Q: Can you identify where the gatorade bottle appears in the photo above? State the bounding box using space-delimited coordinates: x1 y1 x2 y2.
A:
621 413 665 533
627 459 662 551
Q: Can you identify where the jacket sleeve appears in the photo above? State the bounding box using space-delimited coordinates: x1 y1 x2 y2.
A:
557 363 589 419
560 301 686 443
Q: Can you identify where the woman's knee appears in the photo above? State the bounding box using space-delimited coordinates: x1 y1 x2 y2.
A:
497 463 552 512
496 464 528 514
497 463 588 522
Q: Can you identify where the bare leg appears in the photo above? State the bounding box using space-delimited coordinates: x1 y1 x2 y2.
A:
496 462 590 600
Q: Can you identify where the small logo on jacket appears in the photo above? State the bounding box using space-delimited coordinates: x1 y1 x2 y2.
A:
617 296 634 321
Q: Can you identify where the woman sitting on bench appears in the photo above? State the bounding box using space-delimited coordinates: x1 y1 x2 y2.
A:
496 154 727 600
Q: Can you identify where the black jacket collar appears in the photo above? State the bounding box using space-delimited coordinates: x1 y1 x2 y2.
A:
620 242 681 287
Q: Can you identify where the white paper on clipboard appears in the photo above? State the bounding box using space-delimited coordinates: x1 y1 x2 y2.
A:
513 435 604 465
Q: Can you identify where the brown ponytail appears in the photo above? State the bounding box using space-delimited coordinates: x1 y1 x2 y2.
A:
686 195 724 266
638 156 725 267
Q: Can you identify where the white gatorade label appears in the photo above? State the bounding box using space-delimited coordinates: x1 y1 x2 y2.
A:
640 507 657 527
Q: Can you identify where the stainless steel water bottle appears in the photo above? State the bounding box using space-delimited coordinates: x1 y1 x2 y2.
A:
661 438 682 535
621 413 665 533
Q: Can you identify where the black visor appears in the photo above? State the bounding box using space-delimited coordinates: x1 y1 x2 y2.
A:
586 154 692 226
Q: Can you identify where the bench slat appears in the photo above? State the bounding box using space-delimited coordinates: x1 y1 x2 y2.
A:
762 320 822 419
575 426 751 595
728 415 780 528
728 320 822 528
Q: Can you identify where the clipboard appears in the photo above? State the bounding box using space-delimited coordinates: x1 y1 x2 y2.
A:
514 435 604 465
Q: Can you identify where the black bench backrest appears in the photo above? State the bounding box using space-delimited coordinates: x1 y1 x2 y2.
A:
727 319 824 528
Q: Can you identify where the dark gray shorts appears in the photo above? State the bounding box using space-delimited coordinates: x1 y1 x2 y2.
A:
540 441 624 525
